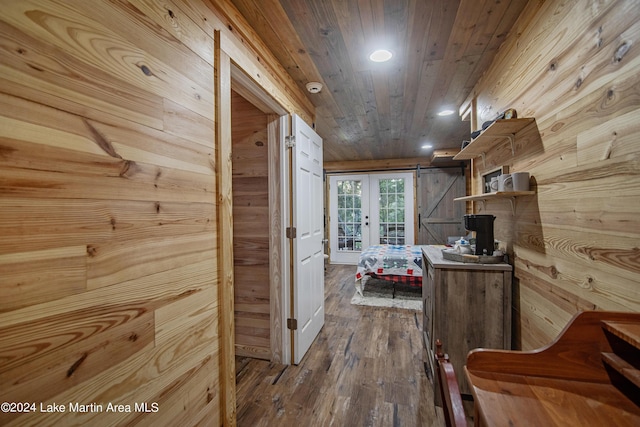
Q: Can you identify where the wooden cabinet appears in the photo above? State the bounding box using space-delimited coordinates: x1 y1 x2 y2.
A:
421 245 512 399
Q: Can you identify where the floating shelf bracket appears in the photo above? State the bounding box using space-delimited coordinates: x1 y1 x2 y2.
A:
507 196 516 215
492 133 516 155
471 196 516 215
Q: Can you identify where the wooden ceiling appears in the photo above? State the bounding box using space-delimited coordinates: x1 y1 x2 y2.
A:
229 0 530 162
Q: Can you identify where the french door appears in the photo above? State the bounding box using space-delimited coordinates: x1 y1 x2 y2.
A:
329 173 415 264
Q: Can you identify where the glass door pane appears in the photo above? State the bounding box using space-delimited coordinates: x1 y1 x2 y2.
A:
329 175 369 264
370 173 414 246
378 178 406 245
336 179 362 251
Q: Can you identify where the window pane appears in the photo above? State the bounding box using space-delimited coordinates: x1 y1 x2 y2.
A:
378 178 407 246
336 179 363 251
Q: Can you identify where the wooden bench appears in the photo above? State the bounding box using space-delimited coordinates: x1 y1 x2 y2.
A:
436 311 640 427
434 339 468 427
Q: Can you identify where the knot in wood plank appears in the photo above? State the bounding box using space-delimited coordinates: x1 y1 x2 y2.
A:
613 42 630 63
67 353 88 378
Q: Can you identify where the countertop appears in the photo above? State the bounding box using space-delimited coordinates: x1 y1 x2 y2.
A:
422 245 512 271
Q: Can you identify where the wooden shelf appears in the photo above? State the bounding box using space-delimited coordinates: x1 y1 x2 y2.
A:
430 149 459 164
454 190 535 203
601 320 640 390
453 118 536 161
602 320 640 349
451 117 538 214
454 191 535 214
601 352 640 388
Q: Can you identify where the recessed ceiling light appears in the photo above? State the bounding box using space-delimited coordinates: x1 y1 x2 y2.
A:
369 49 392 62
438 109 455 116
422 144 433 150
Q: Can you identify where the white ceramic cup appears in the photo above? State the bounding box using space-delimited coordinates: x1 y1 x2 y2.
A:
498 174 513 191
490 177 499 192
512 172 530 191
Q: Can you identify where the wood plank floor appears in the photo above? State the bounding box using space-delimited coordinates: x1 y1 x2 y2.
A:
235 264 445 426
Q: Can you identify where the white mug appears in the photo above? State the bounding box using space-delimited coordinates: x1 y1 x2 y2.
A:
498 174 513 191
512 172 530 191
490 177 499 192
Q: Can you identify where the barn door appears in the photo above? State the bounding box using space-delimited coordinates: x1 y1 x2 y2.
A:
417 167 466 244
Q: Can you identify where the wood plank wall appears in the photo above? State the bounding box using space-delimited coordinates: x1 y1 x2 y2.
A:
231 90 271 360
0 0 219 424
0 1 313 426
463 0 640 350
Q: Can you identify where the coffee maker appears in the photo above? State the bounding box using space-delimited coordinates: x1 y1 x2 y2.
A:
464 214 495 255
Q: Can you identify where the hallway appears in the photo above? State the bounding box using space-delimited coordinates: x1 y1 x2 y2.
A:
236 264 445 426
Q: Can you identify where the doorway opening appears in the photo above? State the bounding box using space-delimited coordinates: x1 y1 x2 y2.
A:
328 172 415 264
230 65 288 364
229 66 325 368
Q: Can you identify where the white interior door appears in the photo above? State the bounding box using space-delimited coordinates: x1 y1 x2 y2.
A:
291 114 324 364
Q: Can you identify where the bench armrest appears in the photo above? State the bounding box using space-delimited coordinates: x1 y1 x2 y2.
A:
435 339 468 427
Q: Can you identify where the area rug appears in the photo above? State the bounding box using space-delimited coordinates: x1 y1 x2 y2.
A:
350 277 422 311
